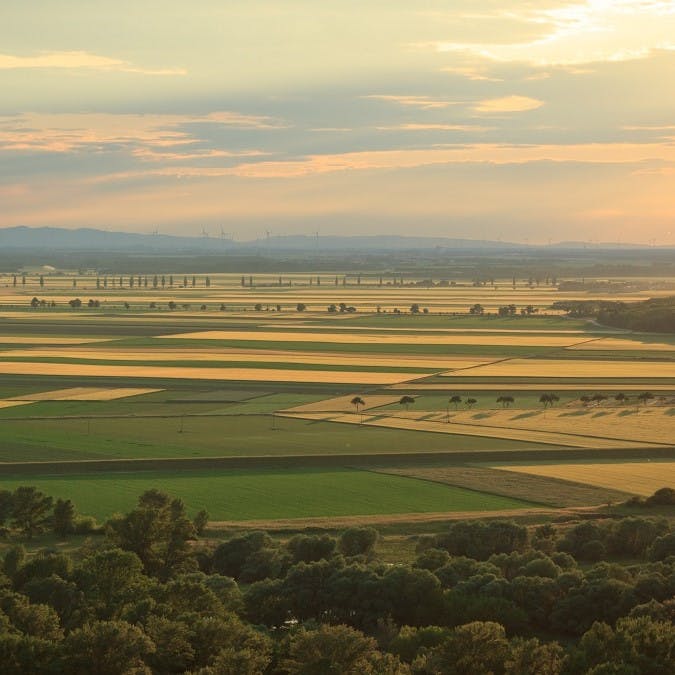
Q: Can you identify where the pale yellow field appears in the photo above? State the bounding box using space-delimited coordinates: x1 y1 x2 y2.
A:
1 347 494 371
282 410 646 448
0 336 109 345
568 338 675 351
442 358 675 379
494 461 675 496
0 361 424 385
10 387 162 401
159 330 582 347
446 408 675 445
285 395 402 413
0 400 35 409
388 383 675 391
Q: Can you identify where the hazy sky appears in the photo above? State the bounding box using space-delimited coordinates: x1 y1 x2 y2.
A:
2 1 675 243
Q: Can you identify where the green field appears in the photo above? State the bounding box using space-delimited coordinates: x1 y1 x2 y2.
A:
0 414 552 462
0 467 537 520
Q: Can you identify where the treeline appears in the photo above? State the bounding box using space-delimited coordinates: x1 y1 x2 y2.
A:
553 296 675 333
0 487 674 673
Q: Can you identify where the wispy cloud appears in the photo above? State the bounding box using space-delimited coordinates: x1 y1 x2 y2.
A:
0 112 283 154
375 124 493 132
364 95 463 109
0 51 185 75
474 95 544 113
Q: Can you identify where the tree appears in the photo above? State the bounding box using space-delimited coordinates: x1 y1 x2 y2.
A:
638 392 654 406
339 527 378 557
296 303 307 312
52 498 76 537
281 624 398 675
11 487 53 538
539 393 560 408
497 395 515 408
469 303 484 315
449 395 462 410
75 548 150 620
61 620 155 674
351 396 365 413
68 298 82 308
106 489 197 578
410 303 420 314
465 397 478 409
615 393 628 405
399 395 415 411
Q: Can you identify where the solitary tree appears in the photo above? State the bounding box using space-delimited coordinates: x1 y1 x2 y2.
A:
465 397 478 409
614 393 628 405
350 396 365 413
399 395 415 411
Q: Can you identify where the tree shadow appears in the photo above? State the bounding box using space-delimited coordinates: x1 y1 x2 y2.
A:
511 410 543 420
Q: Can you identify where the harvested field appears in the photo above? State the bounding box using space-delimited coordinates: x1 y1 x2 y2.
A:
446 408 675 446
1 347 494 371
492 460 675 496
286 394 403 413
388 383 675 392
568 338 675 351
285 411 643 448
159 330 582 347
0 336 110 345
9 387 162 401
0 400 34 410
442 359 675 379
0 361 424 385
374 465 630 507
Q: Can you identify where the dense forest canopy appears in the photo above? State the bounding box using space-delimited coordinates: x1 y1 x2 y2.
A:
0 486 674 673
553 296 675 333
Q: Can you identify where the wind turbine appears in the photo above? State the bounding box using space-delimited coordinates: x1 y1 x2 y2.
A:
201 227 209 238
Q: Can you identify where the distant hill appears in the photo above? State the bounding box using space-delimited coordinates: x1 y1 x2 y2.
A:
0 226 668 253
0 227 522 253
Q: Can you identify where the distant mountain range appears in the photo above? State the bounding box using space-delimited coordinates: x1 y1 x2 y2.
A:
0 226 666 253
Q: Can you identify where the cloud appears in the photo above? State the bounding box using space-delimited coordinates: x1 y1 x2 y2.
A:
0 51 185 75
0 112 282 154
364 95 463 109
473 95 544 113
422 1 675 66
143 142 675 179
375 124 493 132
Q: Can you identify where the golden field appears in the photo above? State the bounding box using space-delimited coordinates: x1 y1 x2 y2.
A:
493 461 675 496
160 329 582 347
0 361 424 385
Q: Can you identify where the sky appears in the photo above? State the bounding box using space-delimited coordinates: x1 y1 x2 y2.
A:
1 0 675 243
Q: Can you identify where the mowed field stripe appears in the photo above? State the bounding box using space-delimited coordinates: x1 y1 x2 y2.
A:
0 361 425 385
491 461 675 496
159 330 581 347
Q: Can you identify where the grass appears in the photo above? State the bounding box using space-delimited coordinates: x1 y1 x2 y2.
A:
0 414 552 462
0 468 538 521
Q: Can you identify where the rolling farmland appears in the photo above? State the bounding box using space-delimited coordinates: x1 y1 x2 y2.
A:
0 272 673 520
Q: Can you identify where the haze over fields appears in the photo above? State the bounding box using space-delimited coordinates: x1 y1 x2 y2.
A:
2 1 675 243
